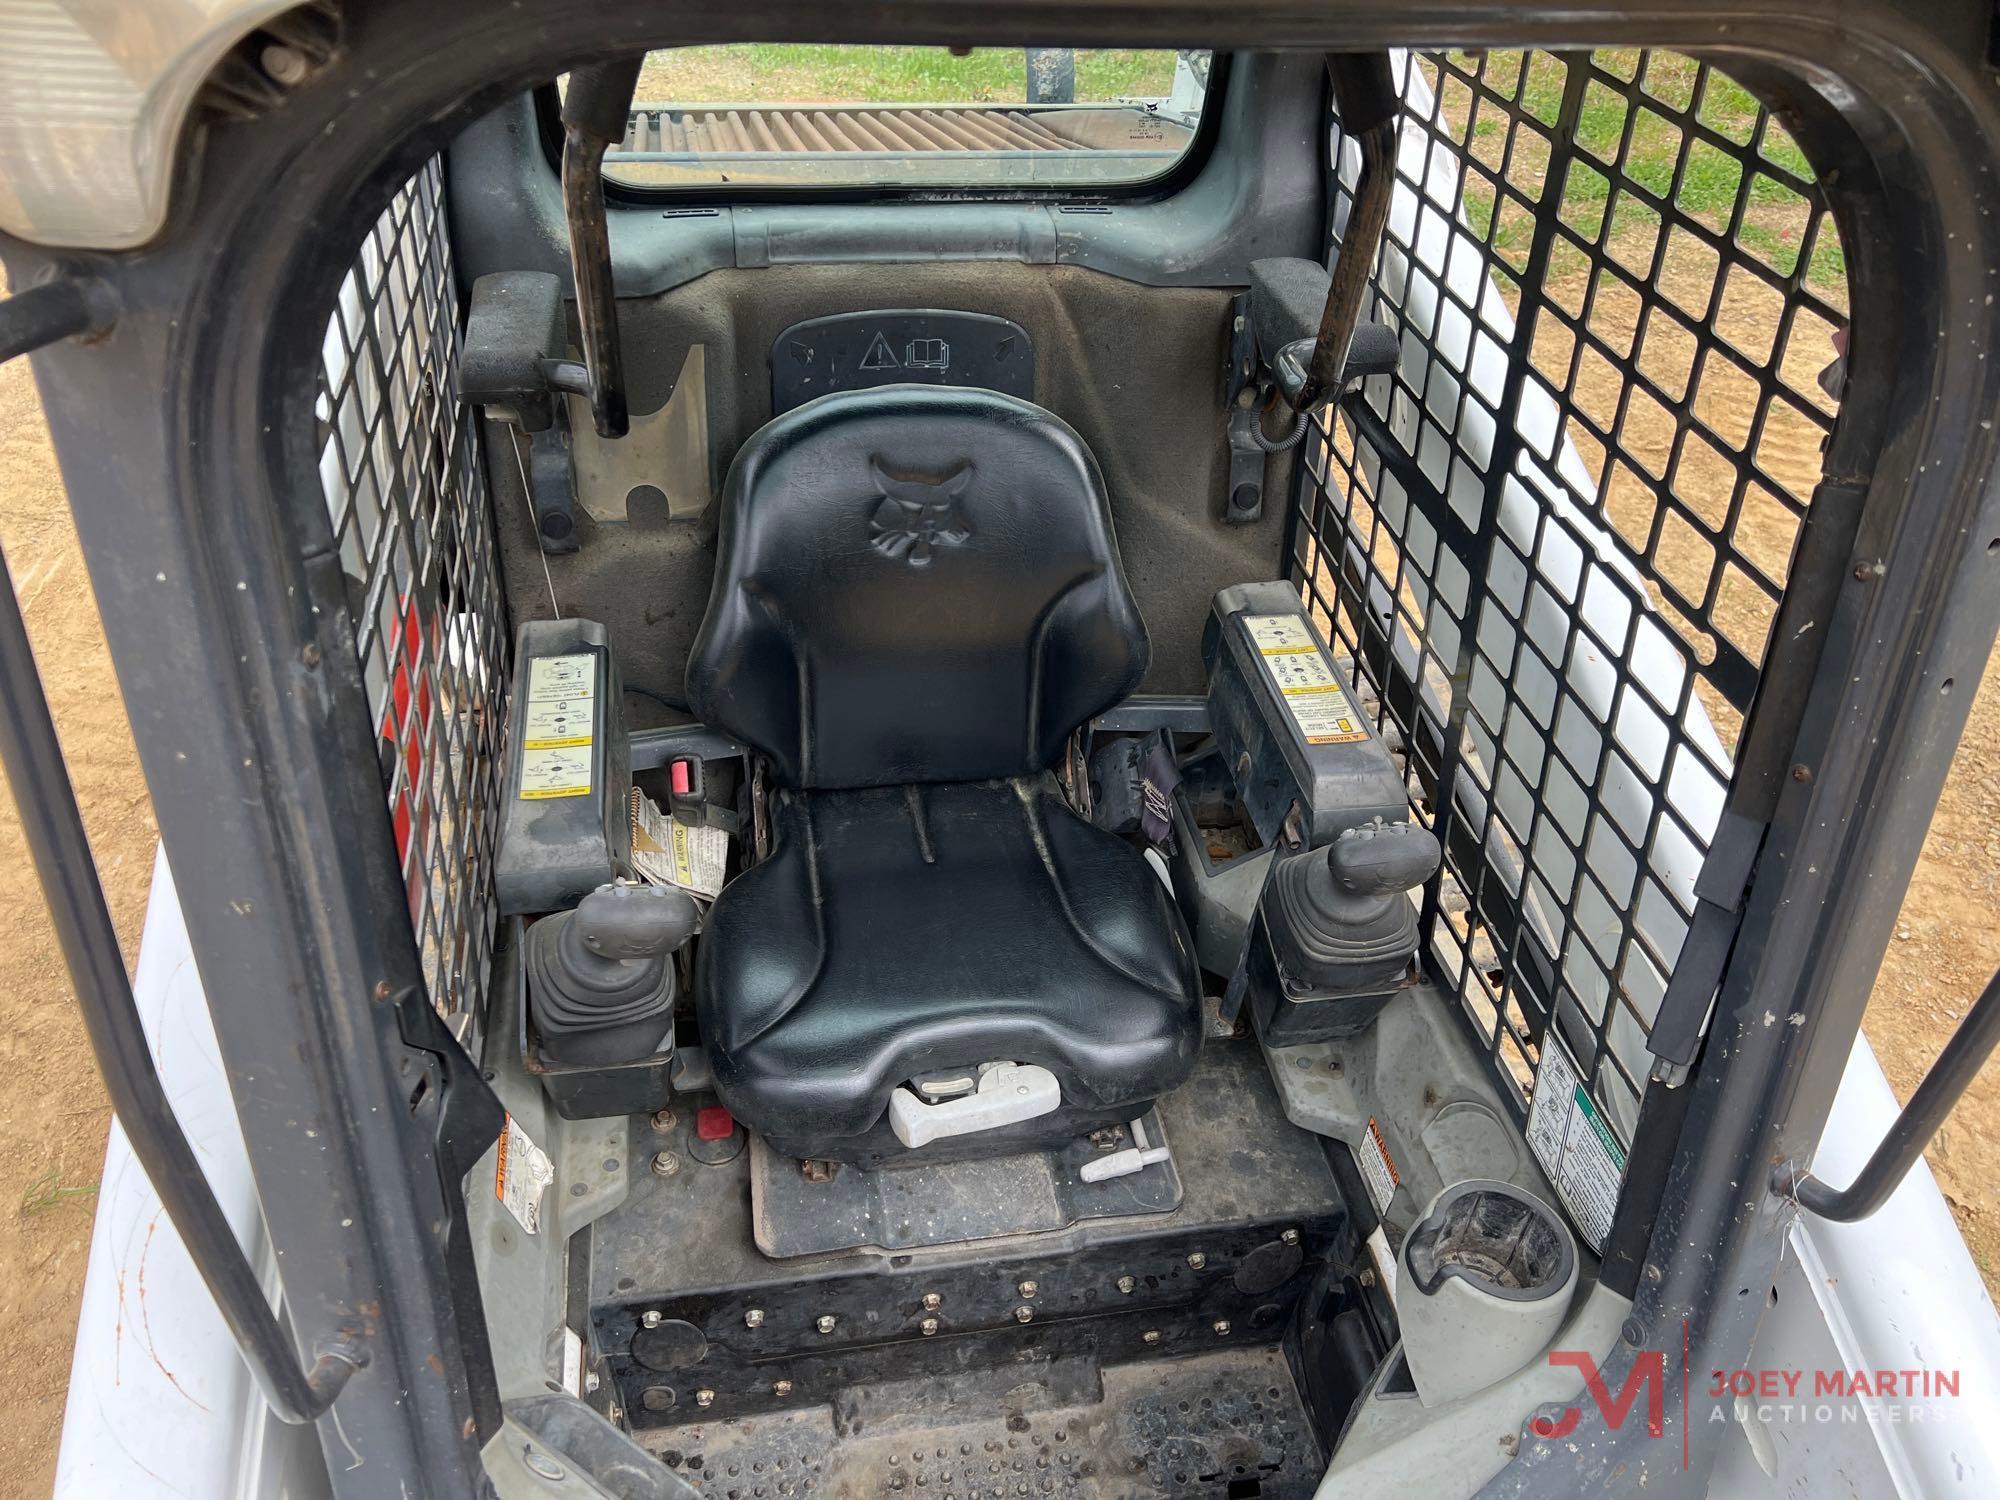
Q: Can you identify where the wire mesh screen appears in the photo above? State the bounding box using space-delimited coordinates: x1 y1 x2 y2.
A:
315 158 509 1030
1291 50 1846 1173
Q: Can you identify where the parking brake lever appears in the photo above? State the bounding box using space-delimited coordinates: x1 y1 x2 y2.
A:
560 56 644 439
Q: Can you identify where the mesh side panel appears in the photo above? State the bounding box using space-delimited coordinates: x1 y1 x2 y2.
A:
1291 50 1846 1152
315 159 509 1027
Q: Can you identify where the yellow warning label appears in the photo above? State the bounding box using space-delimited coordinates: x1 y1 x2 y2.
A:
1244 614 1370 745
518 654 596 798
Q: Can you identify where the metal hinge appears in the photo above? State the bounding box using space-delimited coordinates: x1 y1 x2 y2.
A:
1646 810 1767 1087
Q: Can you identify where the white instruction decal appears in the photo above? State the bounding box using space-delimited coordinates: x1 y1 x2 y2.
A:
517 653 596 799
526 652 594 704
1524 1033 1627 1254
561 1326 585 1397
518 746 593 800
1244 614 1369 745
630 790 729 898
493 1113 556 1235
1359 1117 1402 1215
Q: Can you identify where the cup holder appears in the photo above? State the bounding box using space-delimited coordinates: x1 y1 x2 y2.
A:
1405 1180 1574 1300
1394 1179 1579 1408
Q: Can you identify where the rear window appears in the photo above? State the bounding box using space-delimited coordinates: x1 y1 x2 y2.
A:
597 46 1213 192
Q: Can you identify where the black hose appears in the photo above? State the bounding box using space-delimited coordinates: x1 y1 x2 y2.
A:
1250 400 1308 452
0 280 97 363
0 283 365 1421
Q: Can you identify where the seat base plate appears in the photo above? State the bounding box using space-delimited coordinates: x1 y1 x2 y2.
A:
750 1110 1182 1258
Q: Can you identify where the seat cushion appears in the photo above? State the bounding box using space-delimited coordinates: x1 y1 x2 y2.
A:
696 777 1203 1145
684 385 1149 790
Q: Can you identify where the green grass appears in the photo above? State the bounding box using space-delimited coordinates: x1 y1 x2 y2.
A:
20 1166 95 1216
1447 49 1844 295
633 45 1177 107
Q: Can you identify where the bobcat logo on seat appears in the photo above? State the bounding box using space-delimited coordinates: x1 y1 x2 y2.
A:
866 458 973 568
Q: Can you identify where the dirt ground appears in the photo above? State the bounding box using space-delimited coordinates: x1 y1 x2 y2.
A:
0 251 1995 1500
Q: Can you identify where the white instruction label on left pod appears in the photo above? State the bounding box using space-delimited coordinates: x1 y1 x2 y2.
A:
522 653 596 750
517 653 596 799
518 745 592 800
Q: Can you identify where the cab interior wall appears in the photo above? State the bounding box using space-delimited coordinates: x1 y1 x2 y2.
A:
444 53 1326 295
457 51 1324 702
485 262 1284 700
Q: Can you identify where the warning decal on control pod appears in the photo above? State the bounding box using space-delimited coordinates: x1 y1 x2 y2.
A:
1359 1116 1402 1215
518 653 595 800
1243 614 1369 745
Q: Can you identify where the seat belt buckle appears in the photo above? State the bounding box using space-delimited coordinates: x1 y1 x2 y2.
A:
667 754 707 825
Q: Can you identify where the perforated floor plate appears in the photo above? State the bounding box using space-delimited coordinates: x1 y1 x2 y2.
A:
645 1347 1321 1499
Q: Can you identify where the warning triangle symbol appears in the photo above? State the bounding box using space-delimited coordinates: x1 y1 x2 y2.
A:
859 331 900 371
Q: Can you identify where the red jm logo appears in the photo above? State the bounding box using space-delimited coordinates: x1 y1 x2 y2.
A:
1533 1350 1668 1440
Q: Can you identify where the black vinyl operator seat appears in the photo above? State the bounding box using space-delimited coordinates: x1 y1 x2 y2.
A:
688 386 1203 1162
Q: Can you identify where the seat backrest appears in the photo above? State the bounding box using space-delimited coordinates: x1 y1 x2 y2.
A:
687 385 1148 789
